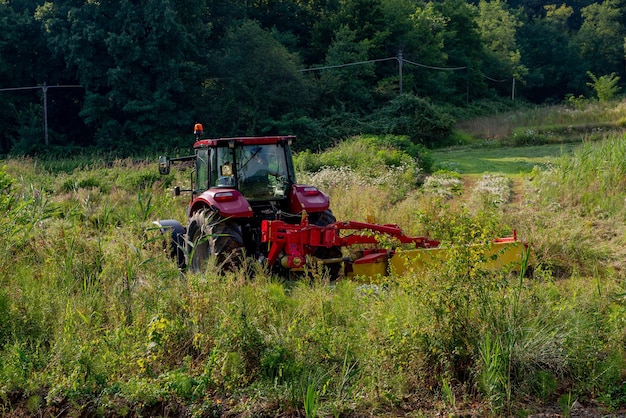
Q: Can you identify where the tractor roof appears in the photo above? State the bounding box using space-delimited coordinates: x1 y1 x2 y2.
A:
193 136 296 148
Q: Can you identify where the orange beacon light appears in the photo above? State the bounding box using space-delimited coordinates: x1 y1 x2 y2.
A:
194 123 203 139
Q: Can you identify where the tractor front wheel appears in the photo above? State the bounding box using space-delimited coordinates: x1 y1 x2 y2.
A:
187 209 244 273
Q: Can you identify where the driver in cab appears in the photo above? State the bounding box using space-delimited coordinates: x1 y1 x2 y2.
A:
239 147 279 196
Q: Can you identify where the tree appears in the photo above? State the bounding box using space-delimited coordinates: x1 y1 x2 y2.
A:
475 0 527 95
1 0 68 154
203 20 311 137
37 0 210 152
411 0 485 103
573 0 625 78
518 5 583 102
317 25 376 113
404 2 451 98
330 0 386 44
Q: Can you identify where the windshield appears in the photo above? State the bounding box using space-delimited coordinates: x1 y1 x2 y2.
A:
236 144 290 200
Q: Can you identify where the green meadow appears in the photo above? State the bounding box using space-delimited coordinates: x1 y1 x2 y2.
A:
432 143 576 175
2 102 626 417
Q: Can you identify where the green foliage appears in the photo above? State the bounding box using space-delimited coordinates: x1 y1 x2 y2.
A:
1 0 626 156
294 134 428 202
564 94 588 109
294 134 429 174
0 164 13 195
422 170 463 199
61 176 101 193
478 332 509 413
586 72 621 102
574 0 625 78
510 128 552 146
11 105 43 156
318 25 375 113
476 0 525 80
205 19 311 137
366 95 456 147
518 4 582 101
303 382 320 418
529 370 558 401
32 0 208 153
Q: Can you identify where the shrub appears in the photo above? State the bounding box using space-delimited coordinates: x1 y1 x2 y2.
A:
365 94 456 147
510 128 551 146
587 72 621 103
293 135 425 186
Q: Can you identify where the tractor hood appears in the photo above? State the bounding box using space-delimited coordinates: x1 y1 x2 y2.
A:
190 189 253 218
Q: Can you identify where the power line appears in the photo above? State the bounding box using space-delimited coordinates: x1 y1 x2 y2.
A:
298 57 397 72
401 58 466 71
478 72 509 83
0 83 84 146
298 53 510 101
0 84 83 92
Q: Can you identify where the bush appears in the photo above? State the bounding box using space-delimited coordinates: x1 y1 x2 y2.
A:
294 135 425 201
365 95 456 147
294 135 427 175
587 72 621 103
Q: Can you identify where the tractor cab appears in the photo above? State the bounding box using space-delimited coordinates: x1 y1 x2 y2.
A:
193 136 297 202
195 140 294 201
159 133 326 221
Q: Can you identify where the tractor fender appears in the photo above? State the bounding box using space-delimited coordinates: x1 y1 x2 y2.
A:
189 189 253 218
154 219 186 269
288 184 330 214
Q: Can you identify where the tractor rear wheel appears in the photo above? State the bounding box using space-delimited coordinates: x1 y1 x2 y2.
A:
187 209 244 273
309 209 343 280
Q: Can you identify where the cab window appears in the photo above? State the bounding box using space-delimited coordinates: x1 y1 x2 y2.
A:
196 148 209 192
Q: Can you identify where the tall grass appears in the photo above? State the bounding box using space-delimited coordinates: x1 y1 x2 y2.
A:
509 133 626 276
456 99 626 140
2 133 626 417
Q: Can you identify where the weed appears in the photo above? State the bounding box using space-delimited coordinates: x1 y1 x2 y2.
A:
303 382 319 418
530 370 558 401
558 391 577 418
441 377 456 410
478 332 509 413
422 170 463 199
136 190 155 221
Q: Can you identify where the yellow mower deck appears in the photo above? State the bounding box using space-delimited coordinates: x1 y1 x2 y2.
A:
346 237 528 279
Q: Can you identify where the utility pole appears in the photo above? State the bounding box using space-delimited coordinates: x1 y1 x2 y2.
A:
466 67 470 105
398 49 403 95
0 83 83 146
42 82 49 146
512 76 515 101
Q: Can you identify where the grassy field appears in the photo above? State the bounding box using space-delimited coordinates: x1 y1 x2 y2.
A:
2 102 626 417
431 143 577 175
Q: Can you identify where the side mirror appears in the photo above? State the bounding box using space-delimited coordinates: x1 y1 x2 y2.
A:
158 156 170 175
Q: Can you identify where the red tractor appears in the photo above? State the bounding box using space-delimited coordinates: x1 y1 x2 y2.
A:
156 131 525 279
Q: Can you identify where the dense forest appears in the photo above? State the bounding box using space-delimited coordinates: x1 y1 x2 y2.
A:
1 0 625 155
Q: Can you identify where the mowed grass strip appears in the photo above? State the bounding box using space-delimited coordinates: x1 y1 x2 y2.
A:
431 143 578 175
